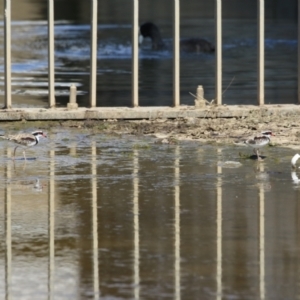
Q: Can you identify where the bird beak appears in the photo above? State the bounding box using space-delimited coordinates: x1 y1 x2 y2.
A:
43 133 47 138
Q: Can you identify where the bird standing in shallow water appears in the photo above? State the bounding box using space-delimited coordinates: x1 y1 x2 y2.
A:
0 130 47 160
139 22 215 53
235 131 274 160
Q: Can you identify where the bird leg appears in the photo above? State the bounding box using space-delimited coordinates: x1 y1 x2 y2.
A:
13 146 19 160
256 149 262 161
12 146 27 161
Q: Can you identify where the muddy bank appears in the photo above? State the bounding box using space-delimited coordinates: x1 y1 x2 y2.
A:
1 114 300 148
80 115 300 148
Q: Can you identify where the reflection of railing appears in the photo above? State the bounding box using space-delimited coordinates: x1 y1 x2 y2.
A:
216 149 222 300
133 149 140 299
258 162 265 300
5 149 12 300
3 0 281 111
48 150 55 300
91 142 99 299
174 146 181 300
216 151 266 300
3 142 297 299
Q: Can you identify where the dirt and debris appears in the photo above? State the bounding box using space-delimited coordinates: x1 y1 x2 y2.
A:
1 113 300 149
66 114 300 149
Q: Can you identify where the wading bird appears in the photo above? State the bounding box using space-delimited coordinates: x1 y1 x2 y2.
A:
235 131 274 160
0 130 47 160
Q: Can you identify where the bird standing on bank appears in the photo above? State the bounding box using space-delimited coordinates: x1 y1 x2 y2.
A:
235 131 274 160
0 130 47 160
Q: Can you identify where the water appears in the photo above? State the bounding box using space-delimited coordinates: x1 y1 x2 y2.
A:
0 0 297 107
0 130 300 299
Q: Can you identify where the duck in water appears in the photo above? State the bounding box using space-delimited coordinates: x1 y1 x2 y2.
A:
139 22 215 53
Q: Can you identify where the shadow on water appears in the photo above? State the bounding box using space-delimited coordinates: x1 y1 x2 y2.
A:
1 130 300 299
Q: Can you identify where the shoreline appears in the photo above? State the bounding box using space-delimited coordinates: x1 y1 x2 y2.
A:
0 112 300 149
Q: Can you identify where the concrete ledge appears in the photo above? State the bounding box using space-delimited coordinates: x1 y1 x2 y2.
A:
0 105 299 120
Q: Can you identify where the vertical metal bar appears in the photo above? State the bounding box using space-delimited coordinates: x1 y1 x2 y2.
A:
4 0 12 108
133 150 140 299
90 0 98 108
215 0 222 105
91 142 99 299
48 149 55 300
258 0 265 105
259 164 265 300
298 0 300 103
132 0 139 107
5 149 12 300
174 146 181 300
173 0 180 107
48 0 55 107
216 148 222 300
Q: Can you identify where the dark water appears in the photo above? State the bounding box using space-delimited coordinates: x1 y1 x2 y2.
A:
0 0 297 107
0 130 300 299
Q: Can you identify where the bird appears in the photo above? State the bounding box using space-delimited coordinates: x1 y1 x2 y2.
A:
33 178 43 192
0 130 47 160
235 131 274 160
291 153 300 169
291 154 300 183
139 22 215 53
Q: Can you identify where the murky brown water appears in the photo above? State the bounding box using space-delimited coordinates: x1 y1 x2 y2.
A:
0 129 300 299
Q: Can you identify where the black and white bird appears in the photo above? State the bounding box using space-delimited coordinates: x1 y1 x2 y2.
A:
0 130 47 160
235 131 274 160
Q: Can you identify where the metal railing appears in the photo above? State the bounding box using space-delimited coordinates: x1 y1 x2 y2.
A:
3 0 295 110
48 0 55 108
298 0 300 103
4 0 11 108
257 0 264 106
215 0 222 105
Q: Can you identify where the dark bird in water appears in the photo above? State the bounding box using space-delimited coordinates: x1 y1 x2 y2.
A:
139 22 215 53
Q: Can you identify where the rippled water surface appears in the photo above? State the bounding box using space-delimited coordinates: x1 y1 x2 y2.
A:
0 129 300 299
0 1 297 107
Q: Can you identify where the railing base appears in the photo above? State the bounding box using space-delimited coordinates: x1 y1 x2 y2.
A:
0 105 299 121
